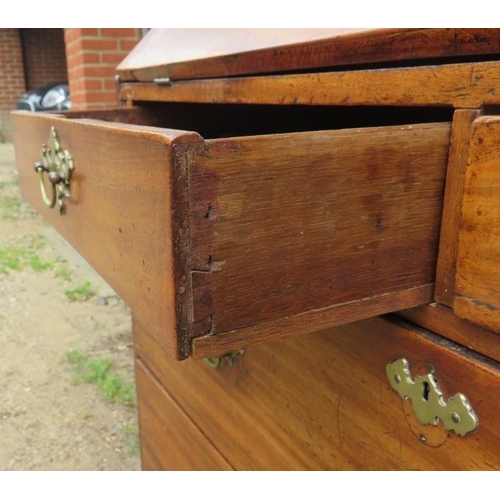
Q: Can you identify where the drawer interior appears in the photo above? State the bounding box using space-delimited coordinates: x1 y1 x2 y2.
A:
63 102 454 139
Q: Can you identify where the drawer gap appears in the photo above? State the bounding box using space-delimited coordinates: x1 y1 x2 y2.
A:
64 102 453 140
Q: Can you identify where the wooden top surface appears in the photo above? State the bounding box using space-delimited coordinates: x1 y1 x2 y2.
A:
117 28 500 82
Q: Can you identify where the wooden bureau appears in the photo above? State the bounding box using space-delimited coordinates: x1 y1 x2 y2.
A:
11 28 500 470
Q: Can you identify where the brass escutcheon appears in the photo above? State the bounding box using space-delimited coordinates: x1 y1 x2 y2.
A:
386 358 478 437
34 127 74 214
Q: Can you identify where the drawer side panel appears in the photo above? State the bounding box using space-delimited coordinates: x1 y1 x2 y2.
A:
190 123 451 343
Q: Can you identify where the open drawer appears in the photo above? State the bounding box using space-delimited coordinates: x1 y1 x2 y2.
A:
11 104 451 359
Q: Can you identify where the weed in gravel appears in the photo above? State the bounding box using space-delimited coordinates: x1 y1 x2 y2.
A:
54 263 72 281
64 281 95 301
0 246 25 273
65 349 136 406
0 236 54 274
1 195 23 220
29 254 54 272
123 424 140 456
82 410 93 420
0 193 36 221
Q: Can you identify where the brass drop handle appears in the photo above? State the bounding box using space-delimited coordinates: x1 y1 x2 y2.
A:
34 161 59 209
34 127 74 214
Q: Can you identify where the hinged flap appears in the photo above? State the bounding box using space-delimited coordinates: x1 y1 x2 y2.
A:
117 28 500 83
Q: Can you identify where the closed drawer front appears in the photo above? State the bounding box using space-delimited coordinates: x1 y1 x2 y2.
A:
455 115 500 333
136 360 232 471
12 105 451 359
134 314 500 470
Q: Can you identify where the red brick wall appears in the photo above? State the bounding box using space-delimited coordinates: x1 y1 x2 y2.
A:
64 28 141 110
0 28 26 141
20 29 68 90
0 29 26 109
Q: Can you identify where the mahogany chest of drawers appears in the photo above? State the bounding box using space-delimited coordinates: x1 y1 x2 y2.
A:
12 28 500 469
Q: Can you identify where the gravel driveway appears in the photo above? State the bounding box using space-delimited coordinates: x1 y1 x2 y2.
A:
0 142 140 470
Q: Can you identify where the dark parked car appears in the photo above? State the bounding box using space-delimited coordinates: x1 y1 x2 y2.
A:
16 82 70 112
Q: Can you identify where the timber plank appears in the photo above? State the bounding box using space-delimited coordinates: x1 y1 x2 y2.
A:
189 123 451 344
455 116 500 332
136 360 233 470
11 110 204 360
434 109 481 306
398 304 500 363
120 61 500 108
118 29 500 82
135 315 500 470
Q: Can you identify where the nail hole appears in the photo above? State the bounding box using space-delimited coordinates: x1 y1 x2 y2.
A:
205 204 213 219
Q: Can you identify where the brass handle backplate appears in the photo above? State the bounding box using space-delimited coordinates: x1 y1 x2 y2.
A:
204 350 245 369
386 358 478 437
34 126 74 214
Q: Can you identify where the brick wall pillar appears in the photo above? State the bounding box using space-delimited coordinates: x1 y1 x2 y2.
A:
0 29 26 141
64 28 141 111
20 29 67 91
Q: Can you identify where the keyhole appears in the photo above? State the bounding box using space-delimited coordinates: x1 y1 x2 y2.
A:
422 381 430 402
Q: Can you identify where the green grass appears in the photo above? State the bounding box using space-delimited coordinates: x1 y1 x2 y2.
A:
0 246 25 273
123 423 140 456
54 263 72 281
64 281 95 301
0 194 36 221
1 195 23 220
82 410 93 420
65 349 136 406
29 254 54 272
0 235 54 275
0 235 80 284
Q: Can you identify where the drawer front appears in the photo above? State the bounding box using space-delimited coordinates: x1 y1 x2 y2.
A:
455 116 500 332
13 108 450 359
11 109 204 360
136 360 232 471
135 315 500 470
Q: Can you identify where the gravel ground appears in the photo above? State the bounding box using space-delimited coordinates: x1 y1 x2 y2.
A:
0 142 141 471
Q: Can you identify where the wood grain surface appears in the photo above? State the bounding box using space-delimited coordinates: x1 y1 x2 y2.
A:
136 360 233 470
10 109 452 359
455 116 500 332
120 61 500 108
189 123 451 349
434 109 481 306
118 28 500 82
398 304 500 363
11 110 204 360
134 315 500 470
